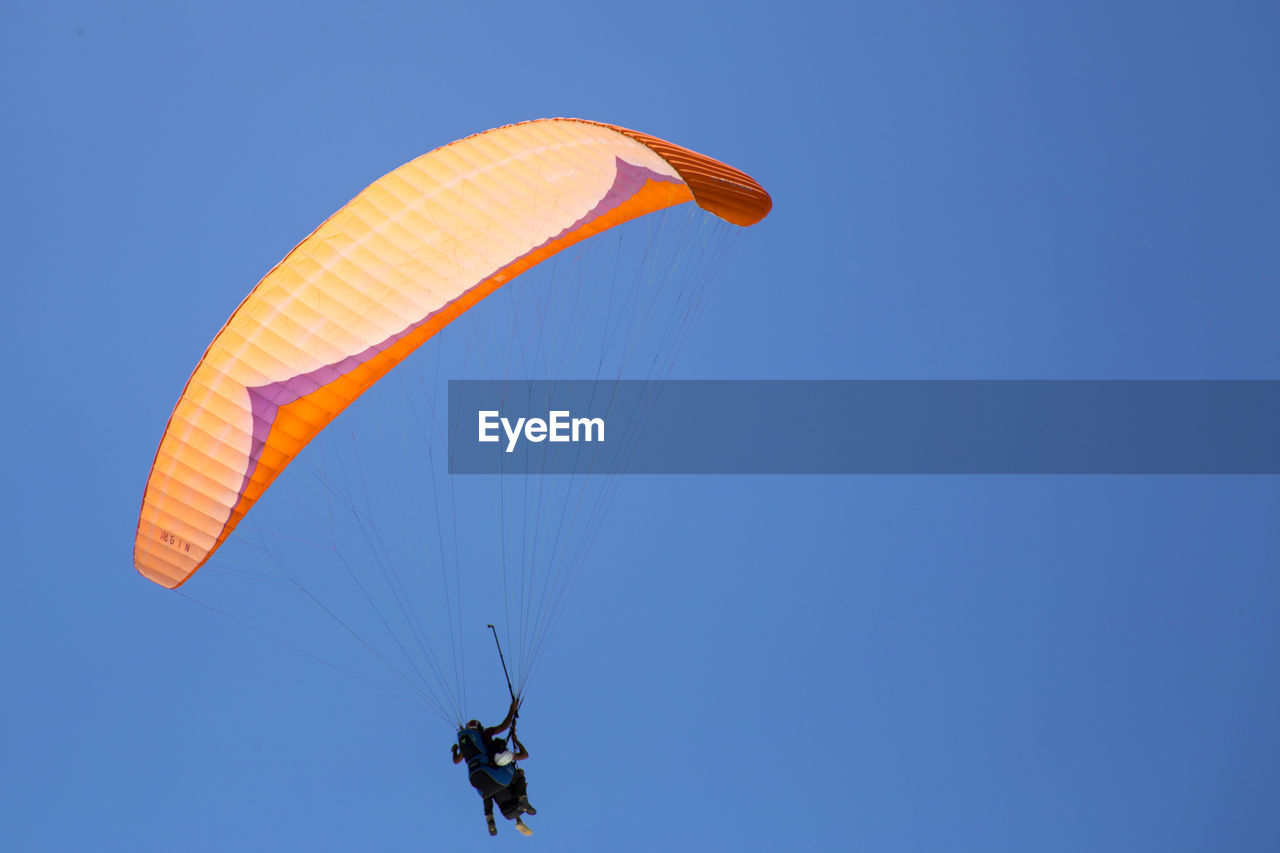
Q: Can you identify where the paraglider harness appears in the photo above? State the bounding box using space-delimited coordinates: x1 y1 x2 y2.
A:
457 726 498 773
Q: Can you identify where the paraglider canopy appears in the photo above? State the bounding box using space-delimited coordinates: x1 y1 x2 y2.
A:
133 118 771 589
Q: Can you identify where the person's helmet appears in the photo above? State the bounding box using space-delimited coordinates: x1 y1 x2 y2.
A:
465 719 482 729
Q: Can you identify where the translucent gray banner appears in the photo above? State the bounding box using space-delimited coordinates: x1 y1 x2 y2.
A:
447 380 1280 474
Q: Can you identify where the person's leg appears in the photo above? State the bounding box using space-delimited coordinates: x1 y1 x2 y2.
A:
495 789 521 820
511 769 535 815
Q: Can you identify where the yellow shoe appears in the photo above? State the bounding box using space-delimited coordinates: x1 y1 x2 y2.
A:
515 819 533 837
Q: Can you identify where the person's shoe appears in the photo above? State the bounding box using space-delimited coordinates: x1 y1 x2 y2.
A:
486 815 497 836
519 797 537 815
515 818 533 837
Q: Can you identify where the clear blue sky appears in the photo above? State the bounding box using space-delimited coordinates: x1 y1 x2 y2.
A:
4 1 1280 850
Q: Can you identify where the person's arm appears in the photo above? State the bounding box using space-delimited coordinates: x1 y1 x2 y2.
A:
451 743 463 765
484 697 521 737
510 733 530 761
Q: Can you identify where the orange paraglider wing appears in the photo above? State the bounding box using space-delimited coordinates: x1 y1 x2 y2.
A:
133 118 771 588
